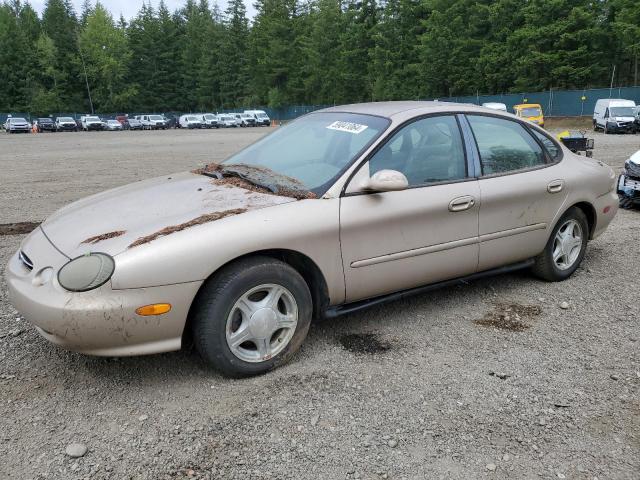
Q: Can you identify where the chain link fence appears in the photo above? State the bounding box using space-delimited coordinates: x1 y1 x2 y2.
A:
3 87 640 124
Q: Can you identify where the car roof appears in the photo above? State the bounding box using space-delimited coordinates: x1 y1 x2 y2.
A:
318 100 505 120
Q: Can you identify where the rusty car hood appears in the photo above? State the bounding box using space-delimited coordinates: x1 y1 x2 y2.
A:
40 171 296 257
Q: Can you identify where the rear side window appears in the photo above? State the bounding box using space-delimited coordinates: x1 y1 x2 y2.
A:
467 115 546 175
531 130 560 161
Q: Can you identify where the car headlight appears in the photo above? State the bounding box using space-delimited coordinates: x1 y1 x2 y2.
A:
58 253 115 292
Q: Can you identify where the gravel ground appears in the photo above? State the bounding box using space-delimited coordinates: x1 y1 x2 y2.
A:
1 128 639 479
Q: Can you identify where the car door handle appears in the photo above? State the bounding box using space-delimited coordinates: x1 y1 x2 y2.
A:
547 180 564 194
448 196 476 212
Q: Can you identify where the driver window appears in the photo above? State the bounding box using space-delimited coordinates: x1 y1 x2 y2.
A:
369 115 467 187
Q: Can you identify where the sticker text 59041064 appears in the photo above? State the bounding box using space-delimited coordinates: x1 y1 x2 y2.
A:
326 121 368 134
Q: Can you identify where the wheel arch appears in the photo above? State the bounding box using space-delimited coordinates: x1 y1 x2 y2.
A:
570 201 596 239
182 249 330 346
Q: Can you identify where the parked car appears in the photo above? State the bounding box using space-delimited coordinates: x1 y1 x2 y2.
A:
217 114 238 127
80 115 104 131
6 101 619 377
513 103 544 128
234 113 257 127
55 117 78 132
199 113 220 129
634 106 640 131
136 114 167 130
34 117 56 132
105 119 124 131
593 99 636 134
4 117 31 133
617 149 640 208
244 109 271 126
178 114 203 129
127 118 143 130
482 102 508 112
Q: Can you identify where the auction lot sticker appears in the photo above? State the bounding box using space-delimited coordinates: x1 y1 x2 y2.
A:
327 121 368 134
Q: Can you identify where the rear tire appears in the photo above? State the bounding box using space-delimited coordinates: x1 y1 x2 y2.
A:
532 207 588 282
192 256 312 377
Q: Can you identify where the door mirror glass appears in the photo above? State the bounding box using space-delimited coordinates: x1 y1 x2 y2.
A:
358 169 408 192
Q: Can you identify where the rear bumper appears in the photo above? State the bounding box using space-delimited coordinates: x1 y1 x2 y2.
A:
5 228 201 357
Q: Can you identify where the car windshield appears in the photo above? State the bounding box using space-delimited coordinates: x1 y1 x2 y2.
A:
11 118 27 123
610 107 635 117
59 117 74 122
108 120 119 124
221 112 390 194
204 114 215 120
520 108 542 117
187 116 198 121
86 116 100 121
257 113 268 118
149 115 163 121
39 118 52 122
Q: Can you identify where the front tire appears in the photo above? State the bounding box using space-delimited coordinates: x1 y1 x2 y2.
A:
532 207 588 281
192 256 312 377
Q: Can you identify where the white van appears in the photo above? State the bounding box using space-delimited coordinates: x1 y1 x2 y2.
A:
135 114 167 130
178 114 203 129
593 99 636 134
482 102 507 112
198 113 219 129
244 110 271 126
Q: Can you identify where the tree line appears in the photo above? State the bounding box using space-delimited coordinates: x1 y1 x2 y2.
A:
0 0 639 114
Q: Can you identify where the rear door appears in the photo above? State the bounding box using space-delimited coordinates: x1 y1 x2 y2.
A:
340 114 480 302
465 114 568 271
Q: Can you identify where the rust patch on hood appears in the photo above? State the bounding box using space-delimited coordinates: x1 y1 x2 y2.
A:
81 230 126 244
128 209 247 249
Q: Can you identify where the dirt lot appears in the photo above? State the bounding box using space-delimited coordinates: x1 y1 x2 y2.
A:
1 127 639 480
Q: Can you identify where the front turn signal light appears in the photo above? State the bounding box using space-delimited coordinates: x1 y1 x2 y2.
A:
136 303 172 316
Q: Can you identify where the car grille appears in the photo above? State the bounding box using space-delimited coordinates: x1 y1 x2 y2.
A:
19 250 33 271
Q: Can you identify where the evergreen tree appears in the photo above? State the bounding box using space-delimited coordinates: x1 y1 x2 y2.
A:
219 0 249 108
78 2 134 111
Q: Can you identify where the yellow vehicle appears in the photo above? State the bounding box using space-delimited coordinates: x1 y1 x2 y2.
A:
513 103 545 128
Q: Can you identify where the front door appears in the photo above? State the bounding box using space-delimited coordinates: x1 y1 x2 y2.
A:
339 114 480 302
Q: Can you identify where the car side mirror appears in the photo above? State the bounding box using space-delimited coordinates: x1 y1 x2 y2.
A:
359 169 409 192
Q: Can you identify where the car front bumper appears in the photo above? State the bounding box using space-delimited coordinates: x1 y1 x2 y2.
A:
618 173 640 202
9 126 30 132
606 122 636 133
5 228 201 357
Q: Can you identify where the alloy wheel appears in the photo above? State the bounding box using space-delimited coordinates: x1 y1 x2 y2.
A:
552 219 583 270
225 284 298 363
